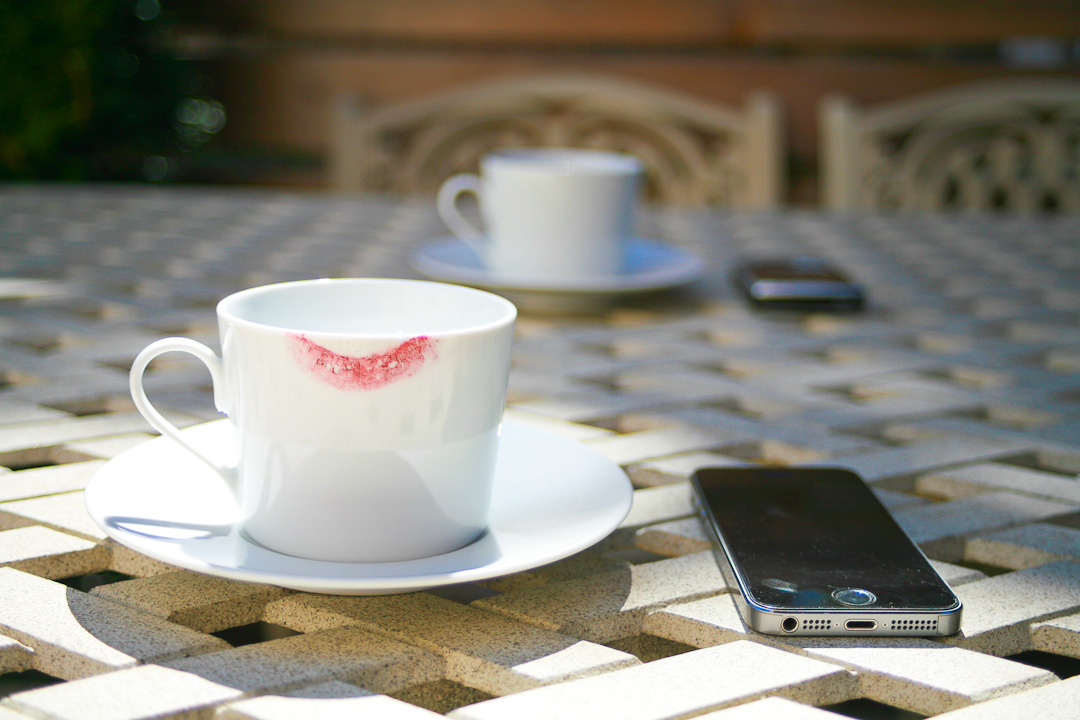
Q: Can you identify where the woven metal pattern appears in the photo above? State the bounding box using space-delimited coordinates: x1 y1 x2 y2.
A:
1 185 1079 719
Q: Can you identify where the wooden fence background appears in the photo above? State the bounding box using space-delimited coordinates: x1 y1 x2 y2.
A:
175 0 1080 203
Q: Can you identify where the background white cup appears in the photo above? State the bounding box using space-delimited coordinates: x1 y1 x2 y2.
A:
129 278 516 563
437 148 644 282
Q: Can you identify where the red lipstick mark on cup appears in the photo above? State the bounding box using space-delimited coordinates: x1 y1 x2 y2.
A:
289 334 439 390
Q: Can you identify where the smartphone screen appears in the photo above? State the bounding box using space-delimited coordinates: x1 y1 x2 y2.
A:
691 466 961 635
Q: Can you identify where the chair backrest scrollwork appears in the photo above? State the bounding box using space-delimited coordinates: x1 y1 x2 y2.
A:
330 73 784 208
821 80 1080 213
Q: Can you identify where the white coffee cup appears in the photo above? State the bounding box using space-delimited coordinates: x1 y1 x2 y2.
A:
129 278 516 564
437 148 644 282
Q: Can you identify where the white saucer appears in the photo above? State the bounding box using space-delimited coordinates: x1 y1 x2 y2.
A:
85 420 632 595
410 237 705 313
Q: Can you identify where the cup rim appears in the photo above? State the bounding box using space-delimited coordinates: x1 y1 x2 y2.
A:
483 148 643 175
217 277 517 337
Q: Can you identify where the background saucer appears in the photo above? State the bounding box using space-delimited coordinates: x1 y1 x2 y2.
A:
410 237 704 313
85 419 633 594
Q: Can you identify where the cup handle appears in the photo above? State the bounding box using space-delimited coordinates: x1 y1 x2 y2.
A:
129 338 239 499
436 173 488 262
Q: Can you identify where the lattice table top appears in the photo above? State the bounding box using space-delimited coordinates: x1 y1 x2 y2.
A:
1 184 1079 719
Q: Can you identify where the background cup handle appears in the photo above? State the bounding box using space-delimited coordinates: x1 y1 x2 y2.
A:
436 173 488 262
129 337 238 497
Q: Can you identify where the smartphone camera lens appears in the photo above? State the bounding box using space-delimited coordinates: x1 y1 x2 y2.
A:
781 617 798 633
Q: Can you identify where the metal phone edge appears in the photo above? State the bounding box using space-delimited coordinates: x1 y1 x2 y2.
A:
740 596 963 637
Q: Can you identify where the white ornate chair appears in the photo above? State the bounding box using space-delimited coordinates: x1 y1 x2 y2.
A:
820 79 1080 213
329 73 784 208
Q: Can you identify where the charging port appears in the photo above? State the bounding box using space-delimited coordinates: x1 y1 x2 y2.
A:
845 620 877 631
781 617 798 633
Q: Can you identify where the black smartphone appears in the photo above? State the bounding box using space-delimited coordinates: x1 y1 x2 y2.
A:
732 257 864 310
690 466 961 636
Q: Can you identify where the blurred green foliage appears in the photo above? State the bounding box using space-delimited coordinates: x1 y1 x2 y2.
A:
0 0 222 182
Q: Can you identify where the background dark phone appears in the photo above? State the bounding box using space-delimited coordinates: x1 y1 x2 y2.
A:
692 467 958 611
732 257 864 310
